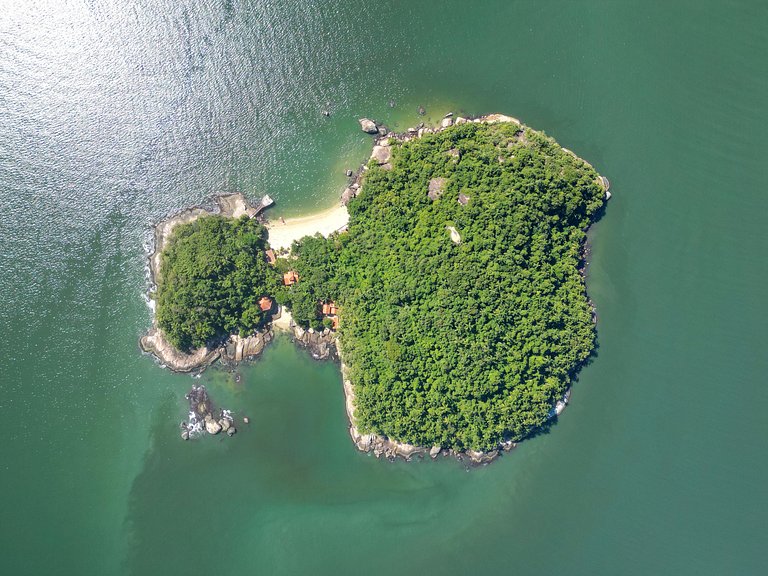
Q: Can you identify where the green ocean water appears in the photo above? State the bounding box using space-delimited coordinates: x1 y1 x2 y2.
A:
1 1 767 574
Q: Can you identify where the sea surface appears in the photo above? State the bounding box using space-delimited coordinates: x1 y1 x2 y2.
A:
1 1 767 574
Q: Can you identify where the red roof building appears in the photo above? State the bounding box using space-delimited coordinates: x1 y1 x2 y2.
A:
283 271 299 286
258 296 273 312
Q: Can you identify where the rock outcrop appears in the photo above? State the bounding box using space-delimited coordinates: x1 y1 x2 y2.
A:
291 326 338 361
427 177 447 201
140 329 220 373
370 145 391 165
359 118 378 134
205 418 222 435
180 385 237 441
221 331 273 364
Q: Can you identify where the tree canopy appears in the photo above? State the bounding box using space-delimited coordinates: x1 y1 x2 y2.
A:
156 215 281 352
290 122 605 450
154 121 605 451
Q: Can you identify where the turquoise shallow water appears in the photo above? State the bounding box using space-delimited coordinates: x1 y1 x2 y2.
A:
1 1 767 574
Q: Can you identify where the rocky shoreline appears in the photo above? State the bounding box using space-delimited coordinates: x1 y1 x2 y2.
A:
141 112 609 462
342 113 610 210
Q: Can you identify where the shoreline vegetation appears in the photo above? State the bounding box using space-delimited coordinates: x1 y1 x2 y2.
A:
141 112 610 464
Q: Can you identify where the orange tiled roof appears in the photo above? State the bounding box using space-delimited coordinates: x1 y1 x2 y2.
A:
283 271 299 286
258 296 272 312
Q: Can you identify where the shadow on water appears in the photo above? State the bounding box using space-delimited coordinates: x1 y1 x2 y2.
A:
121 336 486 574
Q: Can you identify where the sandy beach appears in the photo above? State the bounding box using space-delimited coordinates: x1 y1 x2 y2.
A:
266 204 349 250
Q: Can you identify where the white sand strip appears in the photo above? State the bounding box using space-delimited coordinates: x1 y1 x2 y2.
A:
266 204 349 250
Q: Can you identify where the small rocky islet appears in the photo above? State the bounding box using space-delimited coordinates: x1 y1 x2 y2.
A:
180 384 237 440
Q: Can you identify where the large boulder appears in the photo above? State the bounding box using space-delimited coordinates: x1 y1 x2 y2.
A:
341 187 355 206
370 145 391 165
205 419 222 435
428 177 447 201
359 118 378 134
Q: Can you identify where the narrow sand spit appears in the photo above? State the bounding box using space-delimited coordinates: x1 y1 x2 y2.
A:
266 205 349 251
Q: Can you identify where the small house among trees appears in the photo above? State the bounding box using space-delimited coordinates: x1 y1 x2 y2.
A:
283 270 299 286
321 300 340 330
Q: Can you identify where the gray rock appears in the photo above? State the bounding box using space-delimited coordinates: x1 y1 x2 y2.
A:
358 434 376 450
359 118 378 134
377 126 388 136
219 418 231 432
341 187 355 206
370 145 392 165
227 426 237 436
181 430 190 441
205 419 222 435
440 117 453 128
427 177 447 201
429 445 441 458
345 169 353 177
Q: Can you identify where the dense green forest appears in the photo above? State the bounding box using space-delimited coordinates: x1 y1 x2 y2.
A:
156 215 281 351
291 122 605 450
155 121 604 450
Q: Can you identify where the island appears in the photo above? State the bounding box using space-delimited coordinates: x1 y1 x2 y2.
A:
141 113 609 463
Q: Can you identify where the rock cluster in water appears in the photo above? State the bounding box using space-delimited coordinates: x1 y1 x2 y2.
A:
290 324 338 361
180 385 237 440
